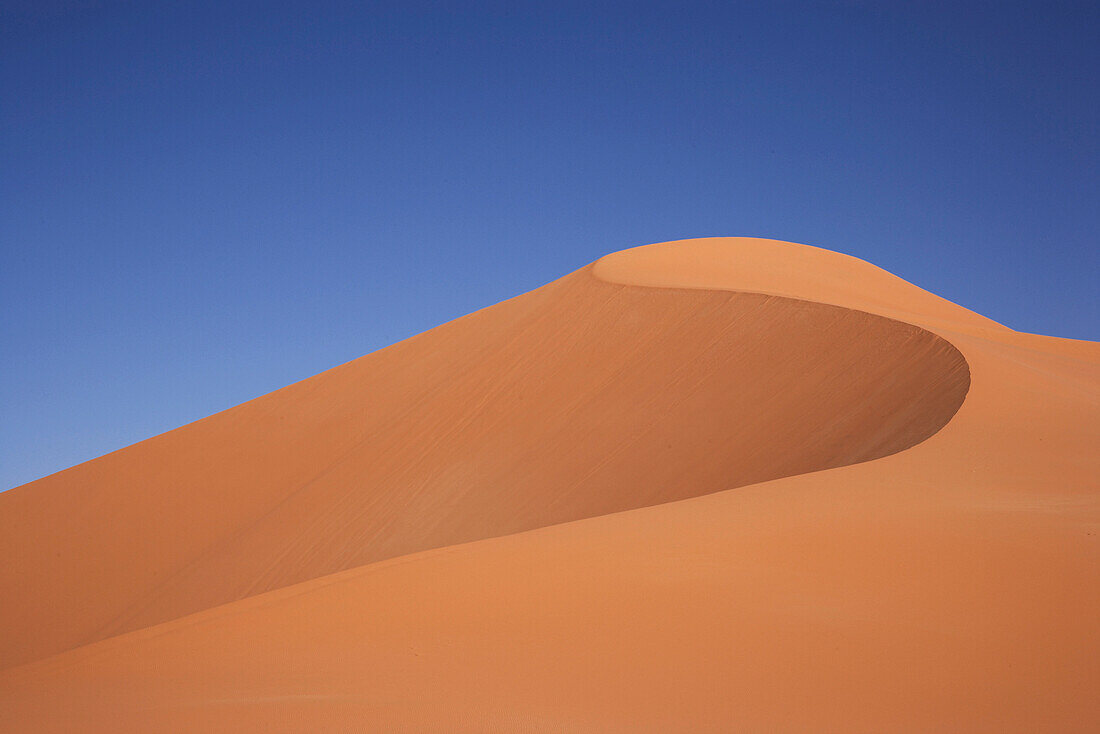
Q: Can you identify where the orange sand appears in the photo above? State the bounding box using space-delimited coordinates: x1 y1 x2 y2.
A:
1 237 1097 732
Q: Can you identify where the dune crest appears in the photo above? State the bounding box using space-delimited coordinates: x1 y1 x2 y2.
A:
2 238 1098 733
594 237 1007 334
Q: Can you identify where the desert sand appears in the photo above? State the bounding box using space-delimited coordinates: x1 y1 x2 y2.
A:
1 237 1097 732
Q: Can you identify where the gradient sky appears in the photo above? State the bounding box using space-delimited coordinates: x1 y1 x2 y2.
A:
2 0 1097 490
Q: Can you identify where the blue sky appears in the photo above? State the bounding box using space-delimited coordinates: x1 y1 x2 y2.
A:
2 1 1097 490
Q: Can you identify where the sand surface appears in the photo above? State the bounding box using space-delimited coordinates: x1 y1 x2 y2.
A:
1 237 1097 732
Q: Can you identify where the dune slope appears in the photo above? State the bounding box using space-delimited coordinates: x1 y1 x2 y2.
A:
2 238 1097 732
0 259 968 667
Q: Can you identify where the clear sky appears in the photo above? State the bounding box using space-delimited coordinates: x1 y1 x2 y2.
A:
2 1 1097 490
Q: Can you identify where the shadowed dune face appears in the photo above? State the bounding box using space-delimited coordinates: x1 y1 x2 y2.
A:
0 266 970 667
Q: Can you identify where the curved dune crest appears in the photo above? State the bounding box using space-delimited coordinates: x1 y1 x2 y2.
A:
594 237 1007 333
2 238 1098 733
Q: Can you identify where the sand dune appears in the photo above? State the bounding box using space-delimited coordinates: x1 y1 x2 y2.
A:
0 254 970 666
1 238 1097 732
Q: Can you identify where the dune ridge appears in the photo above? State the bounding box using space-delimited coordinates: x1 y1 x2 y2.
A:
2 238 1097 733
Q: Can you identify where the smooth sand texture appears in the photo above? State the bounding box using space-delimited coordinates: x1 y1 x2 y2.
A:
1 237 1097 732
